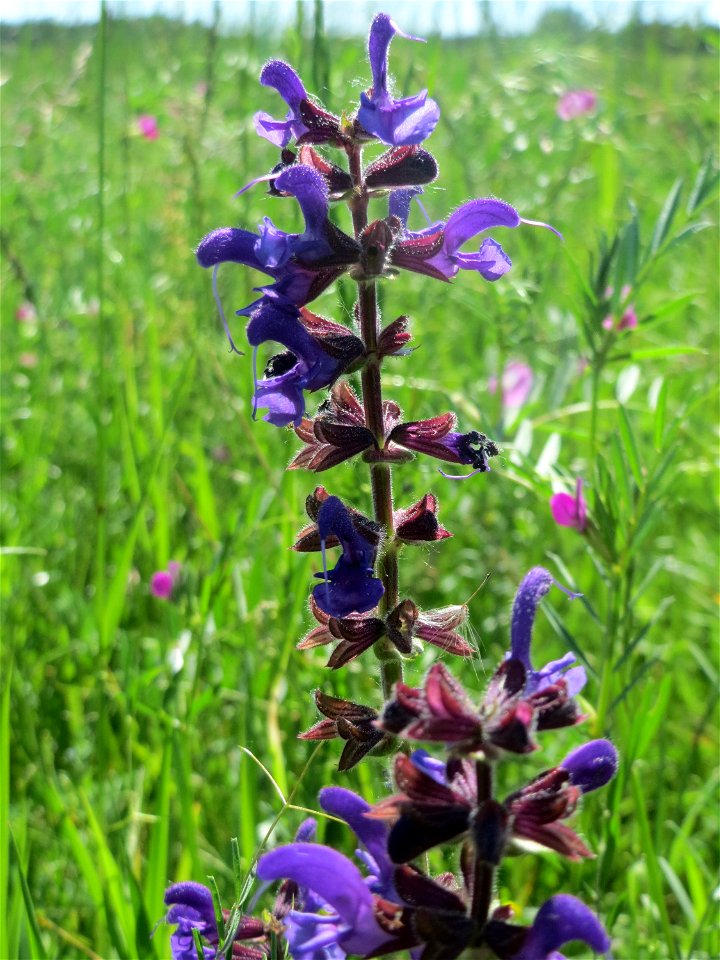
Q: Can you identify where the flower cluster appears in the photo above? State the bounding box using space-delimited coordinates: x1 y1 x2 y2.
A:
163 14 618 960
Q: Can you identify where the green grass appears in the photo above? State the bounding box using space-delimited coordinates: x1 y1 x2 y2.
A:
1 6 718 959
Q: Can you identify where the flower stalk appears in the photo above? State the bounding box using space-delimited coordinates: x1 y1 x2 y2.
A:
165 14 620 960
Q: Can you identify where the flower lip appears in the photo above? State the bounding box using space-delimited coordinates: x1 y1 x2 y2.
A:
513 893 611 959
561 739 618 793
358 13 440 146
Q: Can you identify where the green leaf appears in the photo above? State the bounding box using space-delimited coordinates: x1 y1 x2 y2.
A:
686 154 719 214
611 345 705 362
650 177 684 255
618 405 643 488
653 378 669 451
9 830 47 960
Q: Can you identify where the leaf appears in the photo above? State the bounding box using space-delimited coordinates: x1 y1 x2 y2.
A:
650 177 684 255
686 154 719 215
611 345 705 362
9 830 47 960
653 378 669 451
618 405 643 488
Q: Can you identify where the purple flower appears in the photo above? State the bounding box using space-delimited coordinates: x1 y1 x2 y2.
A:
510 566 586 698
550 478 588 532
388 413 499 480
164 882 217 960
247 300 352 427
561 739 618 793
163 882 267 960
256 843 389 957
312 496 384 617
389 191 560 284
254 60 310 147
319 786 397 900
557 89 598 121
357 14 440 146
489 361 534 409
511 894 610 959
196 166 359 315
151 561 181 600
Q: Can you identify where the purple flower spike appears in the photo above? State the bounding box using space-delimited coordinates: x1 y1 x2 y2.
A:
562 740 618 793
254 59 310 147
550 478 588 532
513 894 611 960
164 882 217 960
256 843 388 956
358 13 440 146
312 496 384 618
510 567 584 696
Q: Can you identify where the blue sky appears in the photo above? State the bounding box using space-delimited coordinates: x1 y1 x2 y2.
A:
1 0 719 32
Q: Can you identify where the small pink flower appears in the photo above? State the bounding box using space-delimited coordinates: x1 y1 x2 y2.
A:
137 114 159 140
150 562 181 600
557 90 597 121
550 478 588 532
19 352 38 368
617 305 638 330
488 361 534 409
16 302 37 323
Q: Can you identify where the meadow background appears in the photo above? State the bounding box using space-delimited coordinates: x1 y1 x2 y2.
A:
2 2 718 958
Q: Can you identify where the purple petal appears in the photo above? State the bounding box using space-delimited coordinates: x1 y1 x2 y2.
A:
409 749 448 785
260 60 307 108
253 372 305 427
253 111 295 148
295 818 317 842
359 90 440 147
515 894 610 959
255 217 293 270
561 740 618 793
367 13 424 95
319 787 394 896
511 567 559 667
164 881 214 921
442 199 521 256
256 843 387 955
563 665 587 697
196 228 267 273
312 569 384 618
454 236 512 281
273 166 329 238
389 186 424 226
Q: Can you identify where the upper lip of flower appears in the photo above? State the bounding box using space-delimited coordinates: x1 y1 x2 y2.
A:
357 13 440 147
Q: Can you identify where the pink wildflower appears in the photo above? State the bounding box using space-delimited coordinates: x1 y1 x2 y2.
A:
137 114 159 140
19 352 38 368
488 360 533 409
550 478 588 532
557 90 597 121
16 302 37 323
150 562 181 600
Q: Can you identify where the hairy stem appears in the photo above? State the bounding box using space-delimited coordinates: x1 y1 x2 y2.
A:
470 759 495 933
348 145 403 700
